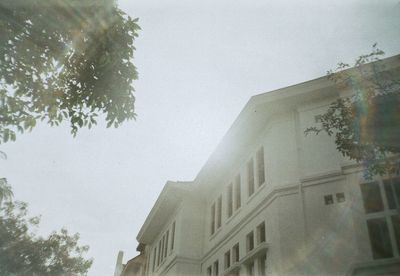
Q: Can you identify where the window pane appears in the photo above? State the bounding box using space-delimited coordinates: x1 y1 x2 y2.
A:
366 218 393 259
213 260 219 276
233 243 239 263
324 195 334 205
391 215 400 254
392 178 400 207
171 221 176 250
257 147 265 186
383 180 396 209
257 222 266 244
336 192 345 203
235 174 241 210
224 250 230 269
211 204 215 235
227 184 233 218
247 231 254 252
248 159 254 196
217 196 222 228
360 182 384 213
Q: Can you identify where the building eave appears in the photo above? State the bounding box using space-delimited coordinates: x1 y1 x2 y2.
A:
136 181 192 244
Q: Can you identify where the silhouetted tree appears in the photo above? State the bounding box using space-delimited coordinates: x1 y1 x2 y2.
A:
0 190 92 275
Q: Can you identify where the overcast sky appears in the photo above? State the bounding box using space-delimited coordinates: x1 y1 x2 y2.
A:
1 0 400 275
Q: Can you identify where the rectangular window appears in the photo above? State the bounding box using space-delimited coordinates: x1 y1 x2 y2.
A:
336 192 345 203
152 248 156 272
227 183 233 218
383 178 400 209
257 222 266 244
217 196 222 229
207 266 212 276
171 221 176 251
161 235 165 262
232 243 239 263
367 217 393 259
324 194 334 205
235 174 241 210
157 240 162 266
259 253 266 276
360 182 384 213
211 203 216 235
256 147 265 186
213 260 219 276
224 250 231 269
247 261 255 276
165 230 169 258
391 215 400 254
246 231 254 252
247 159 255 196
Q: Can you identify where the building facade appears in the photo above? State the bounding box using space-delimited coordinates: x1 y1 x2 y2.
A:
116 55 400 276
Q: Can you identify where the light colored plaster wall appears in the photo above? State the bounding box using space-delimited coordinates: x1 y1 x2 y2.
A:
264 111 299 188
301 179 359 275
178 193 206 260
176 262 201 276
297 100 342 177
275 192 306 275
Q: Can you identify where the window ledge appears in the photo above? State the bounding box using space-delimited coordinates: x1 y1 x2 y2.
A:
209 227 222 241
223 262 240 275
246 182 267 205
241 242 269 265
226 207 241 225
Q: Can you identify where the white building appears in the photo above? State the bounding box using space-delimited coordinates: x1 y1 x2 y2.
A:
116 55 400 276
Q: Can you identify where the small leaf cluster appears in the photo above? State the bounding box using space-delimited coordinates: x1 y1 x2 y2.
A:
305 45 400 179
0 0 140 143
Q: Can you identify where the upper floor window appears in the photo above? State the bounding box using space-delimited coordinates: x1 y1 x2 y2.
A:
157 239 162 266
207 266 212 276
235 174 241 210
171 221 176 251
232 243 239 263
227 183 233 218
256 147 265 186
211 203 216 235
213 260 219 276
247 159 255 197
217 196 222 229
257 222 266 244
152 247 156 272
224 250 231 269
246 231 254 252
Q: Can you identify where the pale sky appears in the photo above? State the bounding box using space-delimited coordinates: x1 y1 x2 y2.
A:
1 0 399 275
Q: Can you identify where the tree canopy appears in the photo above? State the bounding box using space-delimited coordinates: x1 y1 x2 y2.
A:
306 45 400 179
0 0 140 144
0 196 92 275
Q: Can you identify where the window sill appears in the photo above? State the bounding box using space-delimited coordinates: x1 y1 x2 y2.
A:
209 226 222 241
242 242 269 265
226 207 241 225
246 182 266 204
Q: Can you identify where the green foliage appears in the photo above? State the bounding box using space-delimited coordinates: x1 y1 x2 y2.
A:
0 0 140 143
0 197 92 275
0 178 13 205
306 45 400 179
